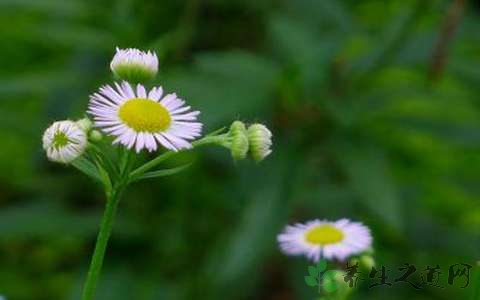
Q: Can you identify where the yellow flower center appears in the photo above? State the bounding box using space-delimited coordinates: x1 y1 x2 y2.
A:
305 225 344 245
118 98 171 132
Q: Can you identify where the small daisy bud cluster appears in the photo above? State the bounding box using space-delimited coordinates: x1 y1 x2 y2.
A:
76 118 103 142
41 47 276 300
226 121 273 162
110 47 158 83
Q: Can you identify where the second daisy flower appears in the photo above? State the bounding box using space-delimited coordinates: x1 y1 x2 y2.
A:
88 81 202 152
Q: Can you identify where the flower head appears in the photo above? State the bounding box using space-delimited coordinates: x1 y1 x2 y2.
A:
229 121 249 161
247 123 272 162
88 81 202 152
110 47 158 83
277 219 372 262
42 120 87 164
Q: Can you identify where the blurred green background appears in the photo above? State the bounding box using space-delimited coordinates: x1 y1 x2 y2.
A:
0 0 479 299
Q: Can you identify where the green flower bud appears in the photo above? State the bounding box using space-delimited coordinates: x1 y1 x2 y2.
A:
229 121 249 161
247 123 272 162
359 254 375 270
76 118 92 132
89 130 103 142
348 253 375 273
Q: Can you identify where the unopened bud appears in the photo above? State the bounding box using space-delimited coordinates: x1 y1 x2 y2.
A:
89 130 103 142
247 123 272 162
229 121 249 161
76 118 92 132
110 47 158 83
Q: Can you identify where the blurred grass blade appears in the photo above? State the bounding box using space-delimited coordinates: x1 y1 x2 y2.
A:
339 145 404 231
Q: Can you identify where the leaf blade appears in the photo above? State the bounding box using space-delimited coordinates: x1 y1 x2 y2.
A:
72 157 101 182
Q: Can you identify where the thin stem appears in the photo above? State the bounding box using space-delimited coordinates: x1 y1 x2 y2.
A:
129 151 175 179
81 187 124 300
79 130 228 299
129 134 228 179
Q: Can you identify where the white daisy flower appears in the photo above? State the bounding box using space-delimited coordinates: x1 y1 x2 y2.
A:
247 123 272 162
277 219 372 262
42 120 88 164
110 47 158 83
88 81 202 152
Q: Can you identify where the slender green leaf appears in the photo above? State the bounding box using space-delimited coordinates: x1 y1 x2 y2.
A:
72 157 101 182
95 159 112 193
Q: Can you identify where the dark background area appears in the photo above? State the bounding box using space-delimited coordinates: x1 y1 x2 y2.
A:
0 0 479 299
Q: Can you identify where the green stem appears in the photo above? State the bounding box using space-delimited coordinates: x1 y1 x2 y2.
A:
79 131 228 299
129 134 228 179
129 151 175 179
81 187 124 300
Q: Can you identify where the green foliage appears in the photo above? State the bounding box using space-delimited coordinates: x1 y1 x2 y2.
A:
0 0 479 299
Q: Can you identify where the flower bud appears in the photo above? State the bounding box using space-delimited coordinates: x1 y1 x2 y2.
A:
42 120 87 164
89 130 103 142
247 123 272 162
359 254 375 270
229 121 249 161
110 47 158 83
76 118 92 132
348 254 375 273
